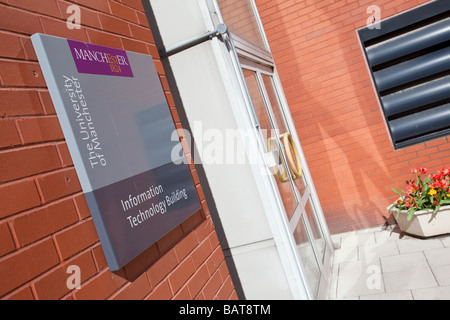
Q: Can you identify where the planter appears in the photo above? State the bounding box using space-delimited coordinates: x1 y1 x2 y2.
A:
390 205 450 238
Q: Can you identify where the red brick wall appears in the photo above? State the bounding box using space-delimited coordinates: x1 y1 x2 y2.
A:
0 0 236 300
256 0 450 233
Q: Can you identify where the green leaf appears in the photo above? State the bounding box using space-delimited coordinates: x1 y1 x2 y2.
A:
392 187 403 198
433 205 441 214
407 208 416 221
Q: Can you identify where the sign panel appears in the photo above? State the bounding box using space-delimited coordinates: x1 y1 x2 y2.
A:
32 34 201 270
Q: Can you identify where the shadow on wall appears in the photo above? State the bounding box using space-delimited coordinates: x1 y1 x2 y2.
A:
256 0 406 233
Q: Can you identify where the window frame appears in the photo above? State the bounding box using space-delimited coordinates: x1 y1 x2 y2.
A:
358 0 450 149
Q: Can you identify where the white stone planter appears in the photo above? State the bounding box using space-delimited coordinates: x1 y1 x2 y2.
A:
390 205 450 238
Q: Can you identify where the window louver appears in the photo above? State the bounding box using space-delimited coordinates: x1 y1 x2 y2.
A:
358 1 450 149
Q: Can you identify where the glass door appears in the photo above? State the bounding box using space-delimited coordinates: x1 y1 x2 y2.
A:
241 62 330 299
211 0 334 299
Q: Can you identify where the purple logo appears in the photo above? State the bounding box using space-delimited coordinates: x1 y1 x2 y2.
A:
68 39 133 77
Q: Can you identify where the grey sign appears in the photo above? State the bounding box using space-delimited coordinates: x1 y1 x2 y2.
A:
32 34 200 270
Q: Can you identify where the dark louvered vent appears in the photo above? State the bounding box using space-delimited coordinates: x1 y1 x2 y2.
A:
358 1 450 149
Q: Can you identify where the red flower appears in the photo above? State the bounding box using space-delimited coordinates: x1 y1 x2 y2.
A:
411 166 428 174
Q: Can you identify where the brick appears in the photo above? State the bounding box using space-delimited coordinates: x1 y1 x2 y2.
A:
73 193 91 219
40 16 88 42
147 43 159 58
195 184 205 201
146 249 178 286
0 222 15 257
16 116 64 144
0 32 25 59
54 219 98 260
38 91 56 115
8 0 62 18
168 257 195 294
195 217 215 241
173 285 191 300
174 231 198 262
34 250 97 300
98 14 131 37
129 23 154 43
119 0 144 11
112 273 151 300
228 290 238 300
74 270 126 300
438 143 450 152
0 5 43 34
186 263 209 298
0 178 41 218
92 244 107 270
145 280 172 300
165 92 175 107
36 167 81 203
56 142 73 167
215 275 235 300
86 28 123 49
208 231 220 249
0 119 21 148
202 269 222 300
0 90 43 116
426 137 449 147
20 36 38 61
7 286 34 300
136 11 149 27
121 37 149 54
159 76 170 92
0 60 46 87
13 198 79 247
74 0 111 14
218 258 231 280
0 238 59 298
0 145 61 183
205 247 225 275
190 239 213 269
195 291 206 300
109 1 139 24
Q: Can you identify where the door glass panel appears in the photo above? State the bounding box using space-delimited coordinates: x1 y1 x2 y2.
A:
304 197 326 263
242 68 298 219
293 215 320 298
217 0 269 53
260 74 307 196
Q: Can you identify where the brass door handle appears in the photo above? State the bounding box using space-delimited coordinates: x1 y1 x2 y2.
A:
267 136 289 182
280 132 302 180
267 133 302 182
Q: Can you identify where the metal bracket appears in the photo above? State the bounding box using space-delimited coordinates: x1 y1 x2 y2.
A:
159 23 228 59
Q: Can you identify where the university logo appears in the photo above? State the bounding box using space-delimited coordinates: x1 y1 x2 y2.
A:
68 39 134 78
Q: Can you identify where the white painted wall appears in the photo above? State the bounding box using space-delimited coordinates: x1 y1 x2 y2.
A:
147 0 310 299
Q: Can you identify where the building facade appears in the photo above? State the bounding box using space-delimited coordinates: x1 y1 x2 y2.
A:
0 0 449 300
256 0 450 233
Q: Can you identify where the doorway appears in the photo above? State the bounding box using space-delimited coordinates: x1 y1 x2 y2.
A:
213 0 335 299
